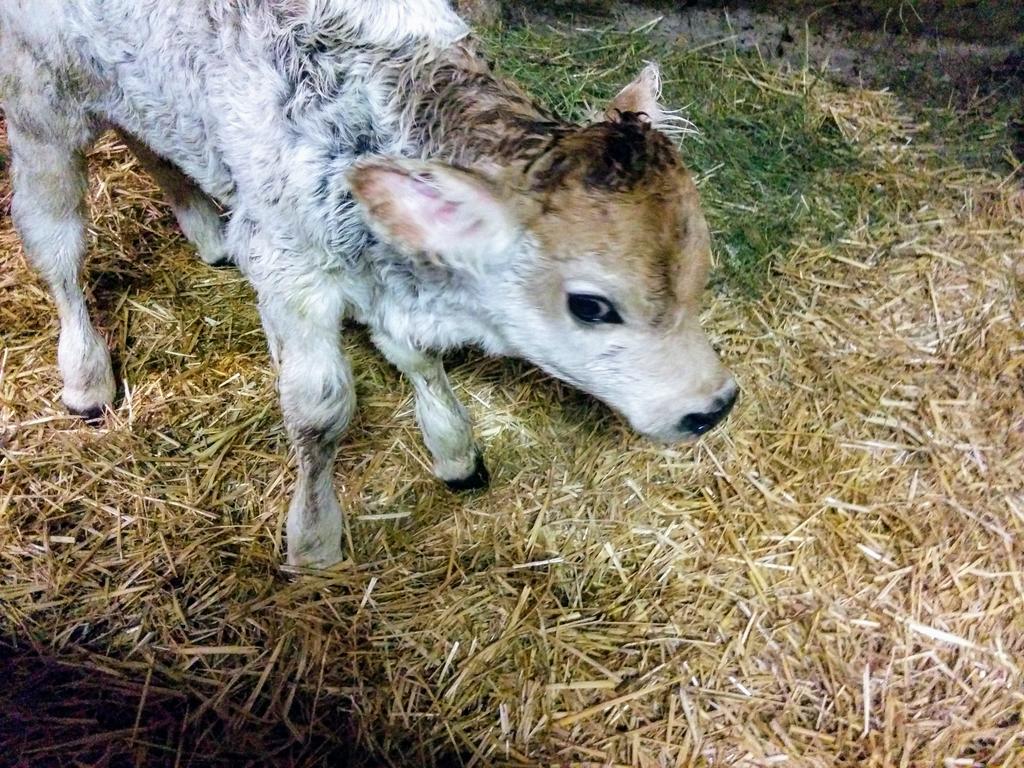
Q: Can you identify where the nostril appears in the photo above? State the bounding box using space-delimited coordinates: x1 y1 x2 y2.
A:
679 388 738 436
678 410 721 436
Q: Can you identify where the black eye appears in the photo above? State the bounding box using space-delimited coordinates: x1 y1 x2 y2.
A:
567 293 623 325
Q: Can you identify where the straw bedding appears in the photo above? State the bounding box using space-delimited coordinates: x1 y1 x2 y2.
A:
1 52 1023 767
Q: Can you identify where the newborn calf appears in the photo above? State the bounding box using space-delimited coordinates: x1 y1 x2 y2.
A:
0 0 736 567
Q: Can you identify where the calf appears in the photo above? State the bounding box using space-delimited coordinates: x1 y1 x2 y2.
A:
0 0 737 568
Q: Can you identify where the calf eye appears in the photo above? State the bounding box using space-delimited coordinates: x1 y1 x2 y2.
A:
567 293 623 325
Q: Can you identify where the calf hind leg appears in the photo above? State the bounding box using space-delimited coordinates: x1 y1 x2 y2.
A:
117 131 232 267
9 123 116 420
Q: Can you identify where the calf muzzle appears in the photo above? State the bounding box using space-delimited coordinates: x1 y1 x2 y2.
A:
678 385 738 438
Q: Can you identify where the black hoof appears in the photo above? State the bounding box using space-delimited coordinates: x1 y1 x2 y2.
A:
68 404 106 425
444 453 490 493
205 256 235 269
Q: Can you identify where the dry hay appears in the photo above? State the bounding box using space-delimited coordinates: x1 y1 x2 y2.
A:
1 71 1023 767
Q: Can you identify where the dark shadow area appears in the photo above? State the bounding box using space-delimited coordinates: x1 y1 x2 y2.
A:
0 640 369 768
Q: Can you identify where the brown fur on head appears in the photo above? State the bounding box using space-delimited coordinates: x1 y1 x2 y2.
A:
526 112 680 194
506 110 710 327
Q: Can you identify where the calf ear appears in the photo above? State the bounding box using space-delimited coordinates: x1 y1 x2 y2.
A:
604 63 694 137
348 158 519 272
607 63 664 120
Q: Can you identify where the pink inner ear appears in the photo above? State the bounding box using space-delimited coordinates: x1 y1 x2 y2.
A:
360 163 511 257
407 175 464 225
436 202 459 221
410 175 441 199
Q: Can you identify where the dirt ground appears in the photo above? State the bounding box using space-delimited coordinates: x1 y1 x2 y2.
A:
687 0 1023 44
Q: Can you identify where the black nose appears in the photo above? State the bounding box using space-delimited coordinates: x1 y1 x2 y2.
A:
679 388 738 436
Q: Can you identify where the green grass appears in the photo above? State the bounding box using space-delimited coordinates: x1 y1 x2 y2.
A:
483 24 862 294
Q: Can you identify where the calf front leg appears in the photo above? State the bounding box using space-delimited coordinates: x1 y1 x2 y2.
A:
259 288 354 568
8 123 116 420
372 332 488 491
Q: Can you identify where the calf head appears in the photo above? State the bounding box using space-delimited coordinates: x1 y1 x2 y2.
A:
350 66 736 442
